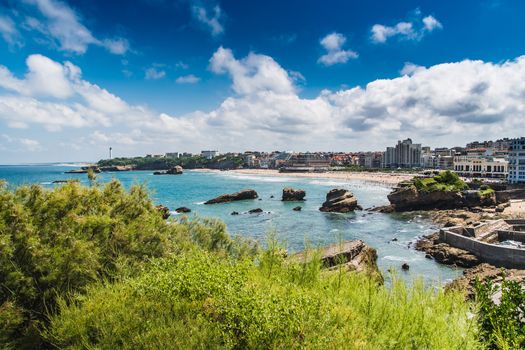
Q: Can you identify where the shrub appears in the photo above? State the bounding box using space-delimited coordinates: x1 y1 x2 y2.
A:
0 180 255 348
475 277 525 349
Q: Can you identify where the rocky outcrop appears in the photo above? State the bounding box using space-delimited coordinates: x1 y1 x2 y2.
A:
447 263 525 298
319 189 361 213
248 208 263 214
153 166 183 175
293 206 302 211
156 205 170 220
175 207 191 213
415 232 480 267
293 240 380 275
387 185 497 212
282 188 306 201
204 189 258 204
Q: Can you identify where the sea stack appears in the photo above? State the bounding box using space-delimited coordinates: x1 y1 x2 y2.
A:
282 188 306 201
319 189 360 213
204 189 258 204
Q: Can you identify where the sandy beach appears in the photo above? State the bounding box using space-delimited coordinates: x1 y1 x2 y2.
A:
193 168 413 186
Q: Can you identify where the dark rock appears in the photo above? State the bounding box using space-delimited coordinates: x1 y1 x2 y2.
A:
282 188 306 201
370 205 395 213
293 206 302 211
175 207 191 213
270 195 274 198
156 205 170 220
258 198 262 201
293 240 381 277
231 211 239 215
319 189 359 213
154 166 183 175
205 189 258 204
425 254 433 259
387 184 497 212
447 263 525 299
415 232 480 268
391 238 398 242
401 263 410 271
248 208 263 214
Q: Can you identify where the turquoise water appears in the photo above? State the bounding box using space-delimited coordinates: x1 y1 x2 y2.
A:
0 164 463 284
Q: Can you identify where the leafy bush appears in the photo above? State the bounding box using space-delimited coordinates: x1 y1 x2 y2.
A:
414 171 468 193
0 180 254 348
475 277 525 349
46 251 481 349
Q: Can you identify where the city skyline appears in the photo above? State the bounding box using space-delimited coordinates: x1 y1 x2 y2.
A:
1 0 525 162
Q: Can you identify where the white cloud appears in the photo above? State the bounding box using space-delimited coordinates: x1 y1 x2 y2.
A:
0 134 42 152
22 0 129 55
0 15 23 47
176 74 200 84
102 37 130 55
371 12 442 43
2 50 525 158
209 46 295 95
318 32 358 66
192 5 224 36
422 15 443 32
145 67 166 80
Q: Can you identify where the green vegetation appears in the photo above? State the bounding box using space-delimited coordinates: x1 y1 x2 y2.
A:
97 154 244 170
478 184 495 197
475 277 525 349
414 170 469 192
0 179 514 349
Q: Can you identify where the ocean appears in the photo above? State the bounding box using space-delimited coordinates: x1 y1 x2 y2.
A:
0 164 463 285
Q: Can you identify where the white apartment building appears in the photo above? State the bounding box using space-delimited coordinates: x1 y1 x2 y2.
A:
453 154 508 178
201 150 219 159
508 137 525 184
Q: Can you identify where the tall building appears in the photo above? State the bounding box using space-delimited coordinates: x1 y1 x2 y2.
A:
383 138 422 168
508 137 525 184
201 150 219 159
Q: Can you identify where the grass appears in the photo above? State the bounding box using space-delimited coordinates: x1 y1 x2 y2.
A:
413 170 469 193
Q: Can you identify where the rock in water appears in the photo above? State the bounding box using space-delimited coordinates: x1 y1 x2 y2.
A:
293 206 302 211
282 188 306 201
319 189 359 213
156 205 170 219
401 263 410 271
166 166 183 175
248 208 263 214
231 211 239 215
293 240 380 276
175 207 191 213
204 189 258 204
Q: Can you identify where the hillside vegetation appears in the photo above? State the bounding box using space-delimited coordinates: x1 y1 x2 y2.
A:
0 179 500 349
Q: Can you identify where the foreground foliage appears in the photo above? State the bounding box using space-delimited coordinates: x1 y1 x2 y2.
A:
0 180 483 349
0 180 252 349
475 277 525 349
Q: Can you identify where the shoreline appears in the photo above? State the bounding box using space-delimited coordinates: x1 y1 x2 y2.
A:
191 168 413 186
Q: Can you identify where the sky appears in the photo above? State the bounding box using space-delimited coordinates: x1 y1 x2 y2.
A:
0 0 525 163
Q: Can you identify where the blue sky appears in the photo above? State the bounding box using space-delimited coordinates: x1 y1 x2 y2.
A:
0 0 524 162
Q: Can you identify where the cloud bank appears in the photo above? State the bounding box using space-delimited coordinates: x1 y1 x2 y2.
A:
1 48 525 156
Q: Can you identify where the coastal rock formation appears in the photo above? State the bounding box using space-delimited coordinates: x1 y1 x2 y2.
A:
293 240 379 275
415 232 480 267
386 176 501 212
319 189 361 213
204 189 258 204
153 166 183 175
175 207 191 213
248 208 263 214
293 206 302 211
156 205 170 220
282 188 306 201
448 263 525 298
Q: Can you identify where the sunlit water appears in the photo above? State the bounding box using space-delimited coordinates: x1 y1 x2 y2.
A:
0 164 464 285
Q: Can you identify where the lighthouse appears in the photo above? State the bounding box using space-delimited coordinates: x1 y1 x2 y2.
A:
109 147 112 159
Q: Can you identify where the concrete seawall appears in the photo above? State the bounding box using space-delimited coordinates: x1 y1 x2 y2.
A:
440 221 525 269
